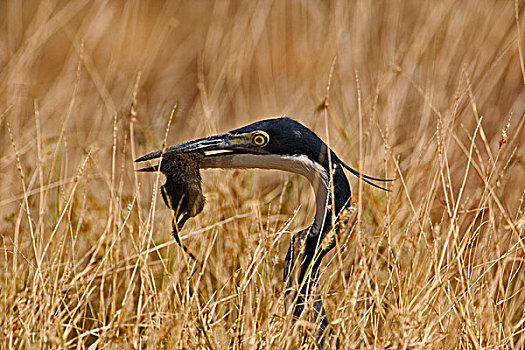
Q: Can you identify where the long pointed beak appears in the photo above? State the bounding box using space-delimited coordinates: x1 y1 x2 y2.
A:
135 133 237 163
135 133 266 164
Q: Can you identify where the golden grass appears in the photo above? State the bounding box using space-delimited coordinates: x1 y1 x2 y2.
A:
1 0 525 348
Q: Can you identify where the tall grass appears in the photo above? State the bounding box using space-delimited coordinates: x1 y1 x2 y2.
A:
1 1 524 348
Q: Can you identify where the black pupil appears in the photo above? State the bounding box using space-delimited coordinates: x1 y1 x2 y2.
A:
255 135 264 144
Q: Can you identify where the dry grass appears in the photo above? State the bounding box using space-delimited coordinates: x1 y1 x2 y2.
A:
1 1 525 349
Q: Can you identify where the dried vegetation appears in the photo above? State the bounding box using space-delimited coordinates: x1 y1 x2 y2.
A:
1 1 525 348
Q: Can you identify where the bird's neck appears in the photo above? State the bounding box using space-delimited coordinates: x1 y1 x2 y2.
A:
200 152 351 232
310 161 351 234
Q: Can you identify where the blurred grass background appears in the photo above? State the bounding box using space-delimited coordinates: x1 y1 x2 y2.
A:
1 0 525 348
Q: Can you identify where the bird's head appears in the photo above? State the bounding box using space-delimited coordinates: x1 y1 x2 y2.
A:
136 117 390 191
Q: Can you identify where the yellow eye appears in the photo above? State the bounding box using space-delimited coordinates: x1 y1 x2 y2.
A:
252 132 268 146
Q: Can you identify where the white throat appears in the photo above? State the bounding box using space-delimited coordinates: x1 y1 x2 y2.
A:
201 153 330 228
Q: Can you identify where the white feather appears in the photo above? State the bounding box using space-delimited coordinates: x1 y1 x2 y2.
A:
201 153 330 228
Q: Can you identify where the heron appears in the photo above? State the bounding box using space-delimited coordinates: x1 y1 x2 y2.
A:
136 117 390 348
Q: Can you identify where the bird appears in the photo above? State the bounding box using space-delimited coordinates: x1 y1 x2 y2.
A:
135 117 390 348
